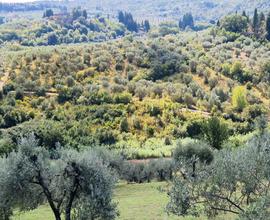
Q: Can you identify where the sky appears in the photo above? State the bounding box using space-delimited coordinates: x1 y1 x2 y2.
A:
1 0 36 2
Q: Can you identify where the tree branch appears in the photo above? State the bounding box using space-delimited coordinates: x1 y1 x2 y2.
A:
210 206 240 215
206 193 244 212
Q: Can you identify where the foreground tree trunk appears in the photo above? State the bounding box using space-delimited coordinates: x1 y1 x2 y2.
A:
53 211 61 220
65 167 80 220
35 170 62 220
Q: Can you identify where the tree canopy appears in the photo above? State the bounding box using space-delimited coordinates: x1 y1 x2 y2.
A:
0 135 118 220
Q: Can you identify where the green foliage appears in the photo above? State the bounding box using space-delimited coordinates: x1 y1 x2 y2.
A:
266 13 270 40
144 20 151 32
96 128 117 145
232 86 248 112
0 11 128 46
179 13 194 30
0 135 118 220
202 117 229 150
121 159 173 183
167 132 270 219
15 88 24 100
173 139 214 165
252 8 259 33
230 62 242 78
186 120 203 138
43 9 54 18
114 93 132 104
0 137 15 156
220 14 248 33
157 22 179 36
147 44 185 81
47 33 58 46
0 11 269 156
120 117 129 132
118 11 138 32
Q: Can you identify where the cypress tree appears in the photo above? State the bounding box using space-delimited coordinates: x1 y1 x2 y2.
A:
118 11 124 23
259 12 265 22
253 8 259 33
82 10 87 19
266 13 270 40
118 11 138 32
43 9 54 18
179 13 194 30
144 20 150 32
242 10 249 22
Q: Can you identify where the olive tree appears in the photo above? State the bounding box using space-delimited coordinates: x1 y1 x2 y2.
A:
167 132 270 219
0 134 118 220
173 140 213 179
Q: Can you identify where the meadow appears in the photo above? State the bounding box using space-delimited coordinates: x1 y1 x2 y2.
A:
12 182 235 220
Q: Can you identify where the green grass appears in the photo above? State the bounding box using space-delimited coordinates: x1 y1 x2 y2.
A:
12 182 236 220
13 205 54 220
115 182 181 220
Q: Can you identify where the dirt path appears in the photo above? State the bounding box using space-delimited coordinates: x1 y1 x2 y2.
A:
129 157 172 164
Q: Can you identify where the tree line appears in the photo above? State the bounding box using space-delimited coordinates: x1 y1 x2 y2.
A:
118 11 150 32
0 2 65 12
219 8 270 40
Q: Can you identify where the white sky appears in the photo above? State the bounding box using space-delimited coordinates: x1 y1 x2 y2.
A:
0 0 36 2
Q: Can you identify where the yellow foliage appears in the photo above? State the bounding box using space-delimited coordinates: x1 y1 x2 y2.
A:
232 86 248 112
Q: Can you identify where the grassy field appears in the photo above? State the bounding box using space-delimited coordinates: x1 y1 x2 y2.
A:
12 182 235 220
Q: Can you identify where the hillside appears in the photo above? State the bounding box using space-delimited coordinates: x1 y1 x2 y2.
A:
2 0 270 23
0 25 269 158
1 2 270 220
83 0 270 22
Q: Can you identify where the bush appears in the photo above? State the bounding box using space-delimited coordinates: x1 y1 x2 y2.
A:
173 140 213 165
149 105 162 117
36 87 47 96
114 92 132 104
120 117 129 132
186 120 203 138
96 128 117 145
202 116 229 150
15 88 24 100
232 86 248 112
0 137 15 156
122 159 174 183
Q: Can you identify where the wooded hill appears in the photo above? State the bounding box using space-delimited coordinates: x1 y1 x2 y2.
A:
0 16 269 157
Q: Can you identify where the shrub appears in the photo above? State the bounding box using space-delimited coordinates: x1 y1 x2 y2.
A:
121 159 174 183
132 117 142 130
149 105 162 117
120 117 129 132
232 86 248 112
186 120 203 138
202 116 229 150
164 136 172 145
146 126 155 137
36 87 46 96
96 128 117 145
15 88 24 100
173 140 213 165
114 92 132 104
